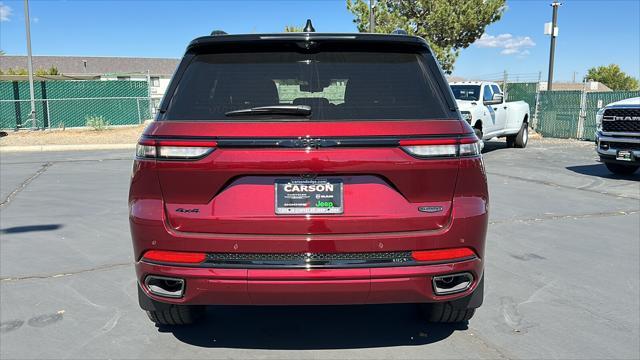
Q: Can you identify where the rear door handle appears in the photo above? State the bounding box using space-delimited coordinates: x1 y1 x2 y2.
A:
503 106 507 109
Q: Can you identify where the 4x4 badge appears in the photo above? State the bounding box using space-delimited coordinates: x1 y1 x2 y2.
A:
418 206 443 213
176 208 200 214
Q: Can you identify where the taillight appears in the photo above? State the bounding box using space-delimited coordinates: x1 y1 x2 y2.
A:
142 250 207 264
400 137 481 158
136 139 217 160
411 247 476 262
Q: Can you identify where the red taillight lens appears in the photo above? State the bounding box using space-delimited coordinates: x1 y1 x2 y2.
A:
136 139 217 160
411 248 476 262
142 250 206 264
400 137 480 158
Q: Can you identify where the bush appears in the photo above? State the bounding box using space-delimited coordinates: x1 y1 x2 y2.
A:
85 116 110 131
5 68 28 75
34 66 60 76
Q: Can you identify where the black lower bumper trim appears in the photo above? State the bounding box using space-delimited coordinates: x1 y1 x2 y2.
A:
141 251 478 269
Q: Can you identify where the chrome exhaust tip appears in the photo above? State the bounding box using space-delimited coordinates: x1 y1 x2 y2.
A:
144 275 185 298
432 272 473 295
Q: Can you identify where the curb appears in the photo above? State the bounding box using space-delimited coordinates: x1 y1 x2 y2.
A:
0 143 136 153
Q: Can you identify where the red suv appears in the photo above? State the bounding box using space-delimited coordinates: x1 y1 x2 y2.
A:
130 29 488 326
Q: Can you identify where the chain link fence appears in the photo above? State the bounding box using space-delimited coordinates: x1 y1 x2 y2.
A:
505 82 538 113
3 78 639 140
535 91 584 139
502 82 639 140
0 80 151 129
0 97 151 129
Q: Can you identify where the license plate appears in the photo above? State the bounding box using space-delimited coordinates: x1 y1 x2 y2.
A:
616 150 633 161
275 178 343 215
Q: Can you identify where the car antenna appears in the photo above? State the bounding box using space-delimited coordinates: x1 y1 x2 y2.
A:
303 19 315 32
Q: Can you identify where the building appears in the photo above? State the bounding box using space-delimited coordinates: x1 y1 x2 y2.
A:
537 81 612 92
0 55 179 113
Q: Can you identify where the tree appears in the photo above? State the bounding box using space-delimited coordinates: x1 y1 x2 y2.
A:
585 64 639 91
346 0 505 74
284 25 303 32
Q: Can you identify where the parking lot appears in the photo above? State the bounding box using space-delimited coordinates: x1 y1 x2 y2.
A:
1 138 638 359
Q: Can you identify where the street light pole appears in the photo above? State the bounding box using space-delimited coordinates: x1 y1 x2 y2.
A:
23 0 37 129
547 1 561 91
369 0 375 33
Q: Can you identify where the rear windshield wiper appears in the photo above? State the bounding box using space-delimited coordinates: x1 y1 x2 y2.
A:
225 105 311 117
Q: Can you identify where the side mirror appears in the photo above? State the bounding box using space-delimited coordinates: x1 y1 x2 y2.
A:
484 93 503 105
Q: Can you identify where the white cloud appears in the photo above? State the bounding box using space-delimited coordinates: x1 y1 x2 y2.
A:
475 33 535 56
500 48 519 55
0 2 12 22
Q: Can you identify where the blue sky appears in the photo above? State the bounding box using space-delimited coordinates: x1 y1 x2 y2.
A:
1 0 638 82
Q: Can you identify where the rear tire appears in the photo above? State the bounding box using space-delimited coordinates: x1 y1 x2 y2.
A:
514 122 528 148
474 127 483 141
605 162 639 175
146 305 204 326
420 302 476 323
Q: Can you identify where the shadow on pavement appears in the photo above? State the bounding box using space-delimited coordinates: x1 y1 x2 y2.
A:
0 224 63 234
481 140 508 154
164 304 465 349
566 164 639 180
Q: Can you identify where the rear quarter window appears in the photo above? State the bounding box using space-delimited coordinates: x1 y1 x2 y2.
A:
163 50 454 121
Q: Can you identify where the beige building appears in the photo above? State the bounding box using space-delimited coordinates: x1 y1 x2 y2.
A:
537 81 612 92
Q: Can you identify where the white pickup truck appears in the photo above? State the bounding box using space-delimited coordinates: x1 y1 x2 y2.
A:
450 81 530 148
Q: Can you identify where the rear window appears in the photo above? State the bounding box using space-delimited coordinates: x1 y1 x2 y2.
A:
164 51 453 121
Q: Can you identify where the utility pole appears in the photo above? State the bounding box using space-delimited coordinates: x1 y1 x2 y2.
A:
503 70 508 97
546 1 561 91
23 0 37 129
146 70 153 120
369 0 375 33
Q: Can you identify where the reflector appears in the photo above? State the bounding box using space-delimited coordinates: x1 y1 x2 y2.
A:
142 250 206 264
411 248 475 262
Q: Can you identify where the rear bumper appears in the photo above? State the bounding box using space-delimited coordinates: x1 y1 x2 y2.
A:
130 155 488 308
136 258 483 306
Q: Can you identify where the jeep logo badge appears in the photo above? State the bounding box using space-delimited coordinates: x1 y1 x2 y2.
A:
298 136 322 149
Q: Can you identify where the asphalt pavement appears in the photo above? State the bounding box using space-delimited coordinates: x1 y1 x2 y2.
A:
1 138 639 359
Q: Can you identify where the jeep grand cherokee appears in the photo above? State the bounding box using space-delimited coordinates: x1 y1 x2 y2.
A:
129 28 488 325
